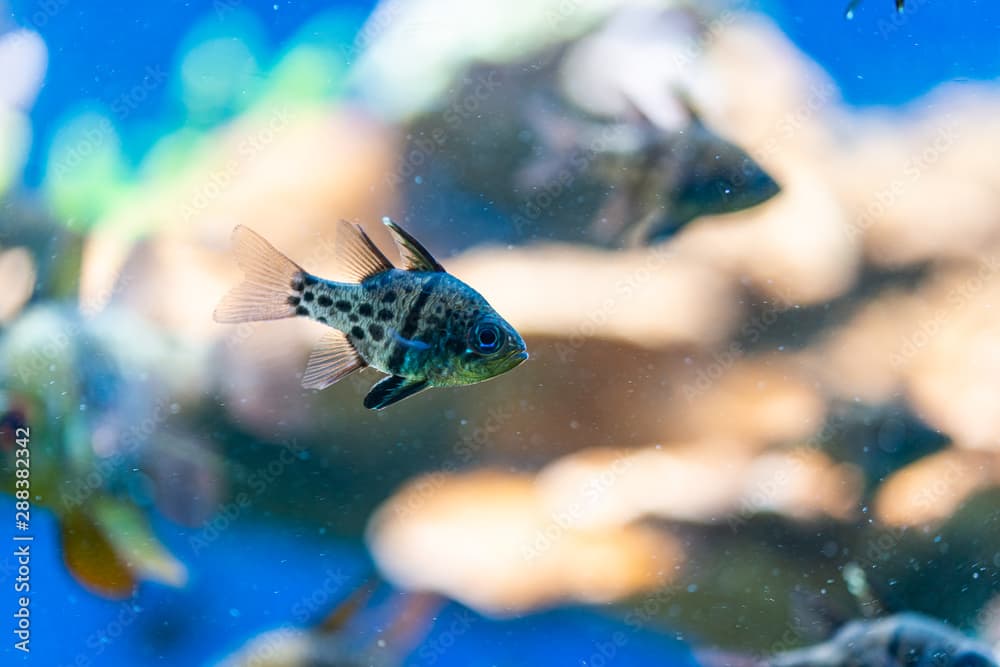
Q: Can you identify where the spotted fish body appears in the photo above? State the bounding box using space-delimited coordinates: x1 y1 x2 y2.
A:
214 219 527 410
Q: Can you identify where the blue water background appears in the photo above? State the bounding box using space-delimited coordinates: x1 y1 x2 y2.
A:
2 0 999 664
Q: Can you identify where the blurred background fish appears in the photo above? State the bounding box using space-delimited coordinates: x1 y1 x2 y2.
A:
0 302 219 597
519 94 782 245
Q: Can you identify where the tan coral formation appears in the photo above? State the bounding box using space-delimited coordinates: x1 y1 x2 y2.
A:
367 441 861 614
367 470 679 615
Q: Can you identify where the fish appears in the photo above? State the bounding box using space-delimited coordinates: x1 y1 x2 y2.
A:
0 305 194 598
219 576 439 667
845 0 905 19
699 613 997 667
519 95 780 246
769 613 997 667
214 218 528 410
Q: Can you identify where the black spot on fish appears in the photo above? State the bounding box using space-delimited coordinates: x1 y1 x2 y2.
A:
317 316 328 324
296 306 309 316
377 309 394 321
388 275 442 373
351 326 365 340
435 304 443 314
349 314 359 323
445 336 465 356
318 295 333 308
368 324 384 341
382 291 397 303
304 275 318 286
303 291 314 302
358 303 373 317
287 295 301 306
334 300 351 312
291 274 304 291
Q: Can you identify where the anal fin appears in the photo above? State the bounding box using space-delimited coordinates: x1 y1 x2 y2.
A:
302 329 366 390
363 375 429 410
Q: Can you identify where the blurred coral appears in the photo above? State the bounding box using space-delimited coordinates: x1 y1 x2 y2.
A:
0 28 45 194
0 246 35 323
367 470 678 615
874 447 1000 526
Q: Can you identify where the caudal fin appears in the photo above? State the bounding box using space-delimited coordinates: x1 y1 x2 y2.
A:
214 225 306 323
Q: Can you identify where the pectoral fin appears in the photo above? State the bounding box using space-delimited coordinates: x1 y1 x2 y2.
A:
363 375 429 410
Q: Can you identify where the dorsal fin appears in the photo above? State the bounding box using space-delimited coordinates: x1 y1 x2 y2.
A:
334 220 395 282
382 217 445 272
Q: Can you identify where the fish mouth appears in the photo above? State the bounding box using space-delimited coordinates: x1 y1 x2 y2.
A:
504 349 529 369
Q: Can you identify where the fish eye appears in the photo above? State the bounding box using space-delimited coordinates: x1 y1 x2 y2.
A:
470 321 505 355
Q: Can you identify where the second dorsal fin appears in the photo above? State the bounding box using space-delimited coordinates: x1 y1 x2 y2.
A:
334 220 395 282
382 217 445 272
